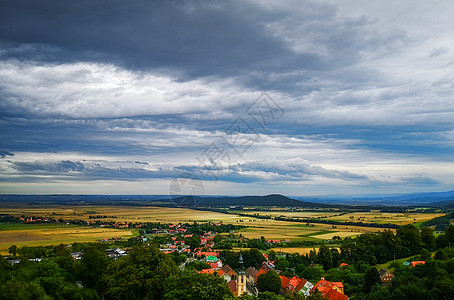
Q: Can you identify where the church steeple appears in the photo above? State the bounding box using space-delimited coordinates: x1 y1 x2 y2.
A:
236 253 247 296
238 253 245 275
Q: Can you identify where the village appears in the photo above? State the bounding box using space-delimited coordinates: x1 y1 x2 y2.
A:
3 218 431 299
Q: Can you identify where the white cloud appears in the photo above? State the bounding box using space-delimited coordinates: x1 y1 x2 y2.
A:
0 61 259 118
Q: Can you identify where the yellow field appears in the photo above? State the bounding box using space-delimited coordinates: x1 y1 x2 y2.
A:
0 224 133 254
0 205 254 223
233 210 445 226
323 211 445 225
270 247 340 255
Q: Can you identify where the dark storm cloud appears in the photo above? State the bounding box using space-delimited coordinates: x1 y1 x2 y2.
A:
5 158 370 184
0 0 380 83
10 160 84 172
0 150 14 158
0 0 313 78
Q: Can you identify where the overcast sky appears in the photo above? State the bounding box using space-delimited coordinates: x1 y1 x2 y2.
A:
0 0 453 196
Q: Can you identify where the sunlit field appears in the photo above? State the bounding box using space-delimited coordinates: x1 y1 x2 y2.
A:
230 209 445 226
1 204 438 254
0 223 134 254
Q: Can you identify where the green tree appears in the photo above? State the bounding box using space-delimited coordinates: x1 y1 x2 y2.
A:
317 244 333 271
268 250 277 262
257 291 282 299
104 244 177 299
340 238 356 263
363 267 380 293
445 225 454 244
8 245 17 256
396 224 422 255
32 260 65 297
243 248 266 269
0 278 50 300
298 265 321 282
275 258 290 271
163 271 232 299
77 244 110 291
54 243 69 257
185 261 211 271
186 235 201 251
421 227 436 251
257 270 281 294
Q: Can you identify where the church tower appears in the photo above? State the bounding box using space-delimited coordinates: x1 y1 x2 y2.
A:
236 254 247 296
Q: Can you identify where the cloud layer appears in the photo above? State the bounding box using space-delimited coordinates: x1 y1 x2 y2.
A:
0 0 453 195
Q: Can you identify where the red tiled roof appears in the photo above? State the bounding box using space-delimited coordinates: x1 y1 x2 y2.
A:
196 251 218 257
324 288 349 300
289 276 301 289
200 269 215 274
312 279 343 294
228 280 237 294
256 268 268 279
280 275 308 291
295 278 308 291
410 261 426 267
280 275 290 289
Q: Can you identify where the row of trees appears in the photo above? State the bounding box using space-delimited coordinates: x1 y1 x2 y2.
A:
338 224 454 266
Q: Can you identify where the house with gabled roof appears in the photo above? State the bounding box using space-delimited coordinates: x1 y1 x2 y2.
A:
280 275 313 297
378 269 394 284
311 278 348 300
209 258 222 269
261 260 275 271
245 266 258 280
218 265 238 282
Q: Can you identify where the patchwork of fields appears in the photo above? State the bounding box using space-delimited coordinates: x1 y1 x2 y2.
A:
231 209 445 226
0 204 445 254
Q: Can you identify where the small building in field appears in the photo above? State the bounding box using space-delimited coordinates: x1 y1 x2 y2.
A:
410 261 426 267
378 269 394 283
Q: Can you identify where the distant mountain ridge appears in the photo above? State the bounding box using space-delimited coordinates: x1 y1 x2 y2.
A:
170 194 332 207
0 194 330 208
1 190 454 207
293 190 454 206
